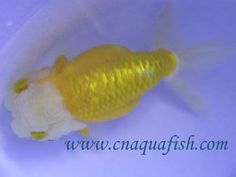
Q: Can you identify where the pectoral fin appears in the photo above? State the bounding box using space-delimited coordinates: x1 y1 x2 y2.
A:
53 55 68 74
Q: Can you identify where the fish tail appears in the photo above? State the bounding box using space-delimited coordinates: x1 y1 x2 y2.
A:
153 1 235 114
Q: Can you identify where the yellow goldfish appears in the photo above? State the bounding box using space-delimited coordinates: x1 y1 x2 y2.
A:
5 44 177 141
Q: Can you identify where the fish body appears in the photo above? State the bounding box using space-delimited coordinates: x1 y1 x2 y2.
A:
6 44 177 140
49 44 177 122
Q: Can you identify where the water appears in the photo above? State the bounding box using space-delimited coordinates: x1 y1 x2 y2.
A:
0 0 236 177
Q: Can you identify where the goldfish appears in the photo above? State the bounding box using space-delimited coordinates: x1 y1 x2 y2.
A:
4 0 231 142
5 44 177 141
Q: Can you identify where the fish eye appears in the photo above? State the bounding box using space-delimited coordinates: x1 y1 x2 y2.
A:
13 78 28 93
31 131 48 140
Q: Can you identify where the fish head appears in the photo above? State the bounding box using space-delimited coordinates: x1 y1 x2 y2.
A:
4 68 86 141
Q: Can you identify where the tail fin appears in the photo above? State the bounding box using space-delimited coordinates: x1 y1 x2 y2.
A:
154 1 235 114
